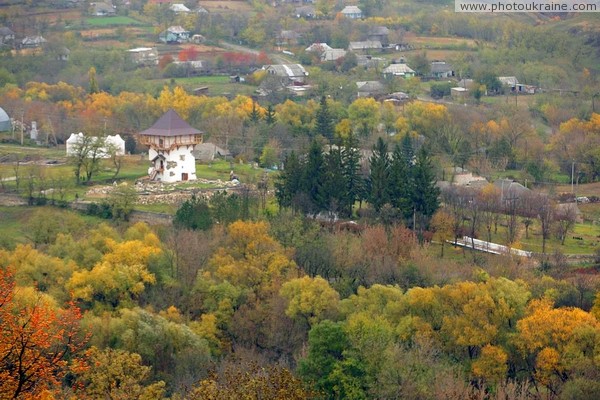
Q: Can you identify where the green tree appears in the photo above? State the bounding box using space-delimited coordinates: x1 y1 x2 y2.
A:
411 147 440 231
341 134 364 216
275 151 303 210
174 195 213 231
302 140 326 214
88 66 99 94
298 320 350 395
264 104 276 125
368 138 391 213
389 142 413 219
315 95 335 141
107 183 138 221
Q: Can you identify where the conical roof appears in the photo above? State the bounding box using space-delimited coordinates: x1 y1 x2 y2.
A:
139 109 202 137
0 107 11 132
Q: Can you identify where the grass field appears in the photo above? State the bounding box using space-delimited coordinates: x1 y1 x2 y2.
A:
85 16 144 27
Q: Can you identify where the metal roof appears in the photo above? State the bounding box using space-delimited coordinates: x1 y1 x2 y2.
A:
139 109 203 137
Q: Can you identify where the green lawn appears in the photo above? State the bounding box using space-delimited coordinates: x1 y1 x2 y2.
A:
483 219 600 255
85 16 144 27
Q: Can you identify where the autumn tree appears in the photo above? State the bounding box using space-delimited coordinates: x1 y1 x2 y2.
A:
75 347 166 400
0 267 88 399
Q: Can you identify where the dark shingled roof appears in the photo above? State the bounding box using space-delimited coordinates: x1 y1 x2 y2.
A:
139 109 203 137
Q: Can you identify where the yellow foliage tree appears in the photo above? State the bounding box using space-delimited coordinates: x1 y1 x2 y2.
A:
280 275 340 326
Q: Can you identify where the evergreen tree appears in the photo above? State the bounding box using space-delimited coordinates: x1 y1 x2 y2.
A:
173 195 213 230
321 146 346 215
367 137 391 213
341 133 364 217
249 100 261 123
389 143 413 219
315 96 334 141
302 140 326 214
411 147 440 232
400 134 414 166
265 104 276 125
275 151 303 210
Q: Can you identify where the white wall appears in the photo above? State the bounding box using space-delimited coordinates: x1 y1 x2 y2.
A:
149 145 197 183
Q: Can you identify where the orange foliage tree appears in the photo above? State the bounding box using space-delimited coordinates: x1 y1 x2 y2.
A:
0 267 88 399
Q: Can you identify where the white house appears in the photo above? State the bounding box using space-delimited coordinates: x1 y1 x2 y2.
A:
340 5 362 19
138 109 203 183
169 3 190 13
66 133 125 157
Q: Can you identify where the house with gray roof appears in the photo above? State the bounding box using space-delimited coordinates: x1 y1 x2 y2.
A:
348 40 382 53
0 27 15 45
321 49 347 62
368 26 390 46
356 81 386 98
159 26 191 44
430 61 454 79
340 5 362 19
264 64 308 84
382 63 415 78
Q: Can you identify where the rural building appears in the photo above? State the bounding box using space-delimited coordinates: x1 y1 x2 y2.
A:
321 48 347 62
277 30 301 46
169 3 190 13
368 26 390 46
348 40 382 53
159 26 191 44
138 109 203 183
0 107 11 131
56 46 70 61
382 63 415 78
494 179 531 201
21 36 46 48
295 5 316 18
356 81 386 98
451 86 468 100
66 133 125 157
340 5 362 19
0 27 15 45
430 61 454 79
91 2 116 16
128 47 159 66
305 42 332 53
264 64 309 85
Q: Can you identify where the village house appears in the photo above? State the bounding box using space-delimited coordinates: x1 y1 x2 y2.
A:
348 40 382 53
451 86 469 100
264 64 309 85
159 26 191 44
368 26 390 46
90 2 116 16
138 109 203 183
295 5 316 18
321 48 347 62
382 63 415 78
169 3 190 13
356 81 386 98
277 30 301 47
430 61 454 79
128 47 159 66
498 76 536 94
0 27 15 45
21 36 47 49
340 5 362 19
305 42 332 53
66 133 125 157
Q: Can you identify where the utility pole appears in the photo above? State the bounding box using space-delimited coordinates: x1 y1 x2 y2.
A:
20 109 24 146
571 160 575 193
